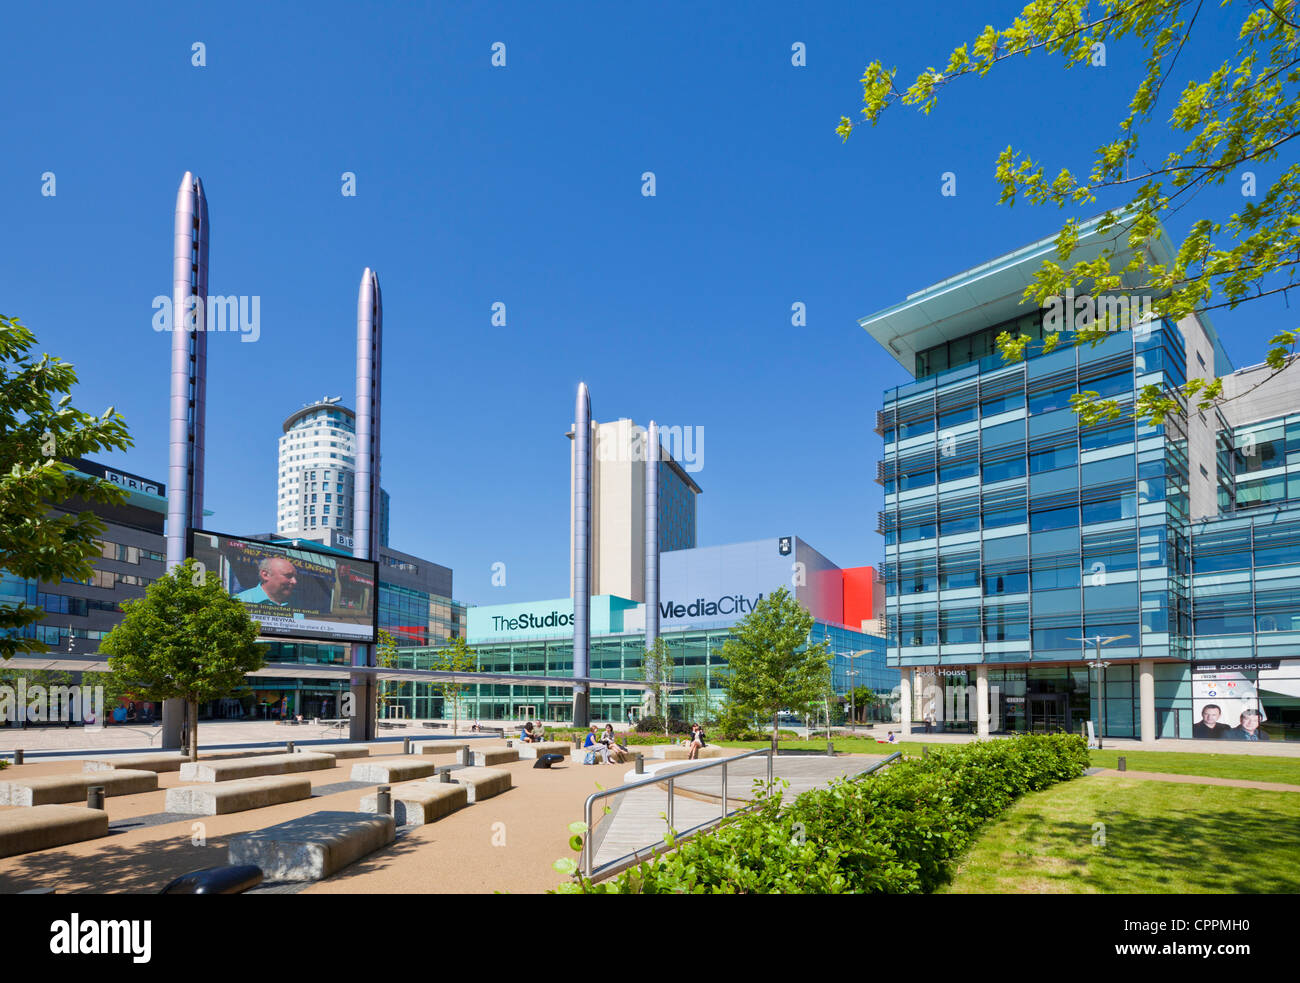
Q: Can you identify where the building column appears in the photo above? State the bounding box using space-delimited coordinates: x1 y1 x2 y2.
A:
898 670 912 736
976 665 990 740
162 699 184 749
1139 659 1156 744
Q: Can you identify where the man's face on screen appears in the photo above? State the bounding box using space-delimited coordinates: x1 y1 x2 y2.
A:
262 558 298 603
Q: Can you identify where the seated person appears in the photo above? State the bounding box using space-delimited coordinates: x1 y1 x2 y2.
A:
601 724 627 763
876 731 897 744
583 725 612 763
520 721 541 743
687 723 706 760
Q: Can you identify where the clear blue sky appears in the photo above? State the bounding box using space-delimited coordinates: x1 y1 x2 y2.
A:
2 1 1291 607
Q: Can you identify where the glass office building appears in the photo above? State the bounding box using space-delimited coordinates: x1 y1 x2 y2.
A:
396 620 890 724
863 216 1299 742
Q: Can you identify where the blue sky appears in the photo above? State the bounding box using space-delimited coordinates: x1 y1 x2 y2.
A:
2 1 1292 607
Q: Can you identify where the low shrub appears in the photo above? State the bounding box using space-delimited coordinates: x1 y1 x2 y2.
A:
556 734 1088 894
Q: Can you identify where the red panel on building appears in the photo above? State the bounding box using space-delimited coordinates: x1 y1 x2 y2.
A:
842 567 878 630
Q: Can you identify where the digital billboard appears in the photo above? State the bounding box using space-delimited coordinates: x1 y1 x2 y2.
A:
191 531 377 644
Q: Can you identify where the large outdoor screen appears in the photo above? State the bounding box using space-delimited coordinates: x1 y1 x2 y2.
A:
191 531 377 644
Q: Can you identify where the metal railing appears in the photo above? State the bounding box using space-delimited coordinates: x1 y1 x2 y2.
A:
579 748 903 880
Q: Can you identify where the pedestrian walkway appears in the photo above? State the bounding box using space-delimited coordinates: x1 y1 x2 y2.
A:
1089 768 1300 793
588 753 884 875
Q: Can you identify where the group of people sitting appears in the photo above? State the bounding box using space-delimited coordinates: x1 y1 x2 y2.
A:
582 724 631 764
518 719 711 764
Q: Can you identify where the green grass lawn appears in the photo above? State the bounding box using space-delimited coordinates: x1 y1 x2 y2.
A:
715 738 1300 784
943 775 1300 893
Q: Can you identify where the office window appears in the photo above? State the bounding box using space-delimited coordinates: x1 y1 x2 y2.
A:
1030 505 1078 532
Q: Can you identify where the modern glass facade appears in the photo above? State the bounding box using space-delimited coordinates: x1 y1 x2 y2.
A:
880 324 1193 671
866 219 1300 742
396 622 892 724
658 459 697 552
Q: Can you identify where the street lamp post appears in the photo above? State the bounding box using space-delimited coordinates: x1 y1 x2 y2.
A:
1069 635 1130 750
846 668 859 734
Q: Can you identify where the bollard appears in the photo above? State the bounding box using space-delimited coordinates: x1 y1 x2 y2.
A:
438 770 451 783
376 784 391 815
634 754 644 775
403 737 411 755
286 741 294 754
14 749 23 766
1118 756 1127 772
87 786 105 810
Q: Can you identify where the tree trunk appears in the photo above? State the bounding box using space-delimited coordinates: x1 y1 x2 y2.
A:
188 699 199 762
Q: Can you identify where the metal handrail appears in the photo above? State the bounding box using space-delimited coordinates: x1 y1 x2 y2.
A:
579 747 906 880
580 747 775 879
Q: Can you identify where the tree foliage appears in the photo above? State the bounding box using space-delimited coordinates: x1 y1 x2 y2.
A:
839 0 1300 424
638 637 676 735
0 315 132 659
718 586 832 738
100 558 265 759
428 635 477 733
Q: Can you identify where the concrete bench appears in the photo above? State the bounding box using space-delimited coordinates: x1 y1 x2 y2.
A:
179 752 335 783
469 747 519 767
515 742 571 760
449 766 512 802
418 742 468 757
349 759 438 784
228 811 395 881
297 744 370 759
165 775 314 816
650 744 728 761
0 769 158 806
83 752 186 774
360 781 468 826
0 805 110 858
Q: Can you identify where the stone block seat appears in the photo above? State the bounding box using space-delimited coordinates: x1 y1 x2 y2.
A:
165 775 314 816
359 781 468 825
0 769 158 806
649 744 728 761
349 759 438 784
469 747 519 767
449 766 512 802
81 747 292 775
515 741 571 760
297 744 370 759
228 811 395 882
83 752 186 774
0 805 110 858
418 742 468 757
179 752 335 783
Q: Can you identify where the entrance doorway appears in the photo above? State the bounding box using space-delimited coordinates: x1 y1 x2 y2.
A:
1028 694 1068 734
515 704 537 722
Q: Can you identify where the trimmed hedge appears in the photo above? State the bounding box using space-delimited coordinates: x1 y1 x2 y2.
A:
558 734 1088 894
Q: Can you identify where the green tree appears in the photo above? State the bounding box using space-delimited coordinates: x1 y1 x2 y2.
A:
718 586 832 745
429 636 477 735
1 315 132 661
100 558 266 760
839 0 1300 424
637 637 676 736
847 685 876 724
